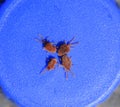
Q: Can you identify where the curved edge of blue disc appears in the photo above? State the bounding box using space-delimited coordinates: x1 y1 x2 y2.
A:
0 0 120 107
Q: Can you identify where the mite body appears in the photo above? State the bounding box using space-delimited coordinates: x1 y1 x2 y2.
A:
60 54 74 80
41 58 57 74
57 37 79 56
36 35 56 53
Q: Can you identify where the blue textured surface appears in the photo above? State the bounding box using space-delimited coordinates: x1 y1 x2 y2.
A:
0 0 120 107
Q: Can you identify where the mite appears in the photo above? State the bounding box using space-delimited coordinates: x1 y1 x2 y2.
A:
60 54 74 80
41 57 57 74
57 37 79 56
36 35 57 53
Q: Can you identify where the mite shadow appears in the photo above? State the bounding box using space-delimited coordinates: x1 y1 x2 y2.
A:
56 40 65 52
56 40 65 63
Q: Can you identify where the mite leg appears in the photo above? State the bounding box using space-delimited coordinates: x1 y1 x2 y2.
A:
35 34 44 43
68 37 75 44
68 36 79 46
65 72 68 80
35 38 40 42
70 41 79 45
40 68 47 74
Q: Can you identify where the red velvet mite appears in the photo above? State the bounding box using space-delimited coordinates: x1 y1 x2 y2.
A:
57 37 79 56
41 58 57 74
36 35 57 53
60 54 74 80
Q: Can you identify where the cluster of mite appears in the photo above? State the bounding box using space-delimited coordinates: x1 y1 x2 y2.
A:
36 35 79 80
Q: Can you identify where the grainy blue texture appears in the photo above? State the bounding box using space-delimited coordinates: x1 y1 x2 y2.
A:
0 0 120 107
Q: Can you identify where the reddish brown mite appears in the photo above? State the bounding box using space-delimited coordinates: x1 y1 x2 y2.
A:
36 35 56 53
41 58 57 74
57 37 79 56
60 54 74 80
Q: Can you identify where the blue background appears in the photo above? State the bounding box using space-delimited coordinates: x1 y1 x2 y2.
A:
0 0 120 107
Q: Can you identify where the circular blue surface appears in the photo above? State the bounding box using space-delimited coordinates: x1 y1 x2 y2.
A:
0 0 120 107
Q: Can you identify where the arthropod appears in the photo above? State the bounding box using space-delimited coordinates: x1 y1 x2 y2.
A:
41 57 57 74
36 35 57 53
60 54 74 80
57 37 79 56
